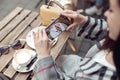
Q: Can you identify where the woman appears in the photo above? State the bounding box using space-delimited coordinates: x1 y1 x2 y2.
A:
33 0 120 79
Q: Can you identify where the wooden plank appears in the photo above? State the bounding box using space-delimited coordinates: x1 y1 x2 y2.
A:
17 27 31 40
51 31 70 59
0 9 31 42
30 16 41 28
0 50 15 71
14 73 30 80
3 64 16 78
2 12 38 44
0 7 23 30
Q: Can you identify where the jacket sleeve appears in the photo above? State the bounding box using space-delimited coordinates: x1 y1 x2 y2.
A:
33 56 70 80
77 16 108 41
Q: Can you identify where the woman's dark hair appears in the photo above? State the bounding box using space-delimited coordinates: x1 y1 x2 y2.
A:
113 35 120 79
102 33 120 79
101 33 115 51
119 0 120 6
114 0 120 79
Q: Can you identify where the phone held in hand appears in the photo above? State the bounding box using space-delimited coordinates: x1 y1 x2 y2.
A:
45 15 72 40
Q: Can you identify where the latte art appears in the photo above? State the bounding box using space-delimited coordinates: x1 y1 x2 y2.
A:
14 50 32 67
12 49 37 72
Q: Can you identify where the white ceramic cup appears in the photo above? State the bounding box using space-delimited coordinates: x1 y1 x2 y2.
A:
14 50 33 67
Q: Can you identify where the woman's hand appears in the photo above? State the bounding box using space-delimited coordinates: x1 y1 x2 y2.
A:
61 10 87 31
33 29 51 59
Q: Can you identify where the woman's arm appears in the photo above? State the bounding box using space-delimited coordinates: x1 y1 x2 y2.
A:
34 56 73 80
77 16 108 41
33 29 71 80
61 10 108 41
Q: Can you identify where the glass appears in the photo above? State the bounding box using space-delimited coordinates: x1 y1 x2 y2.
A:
0 40 22 55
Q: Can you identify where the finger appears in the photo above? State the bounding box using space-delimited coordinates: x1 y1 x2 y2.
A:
42 29 48 38
39 29 43 40
33 32 36 42
33 30 38 40
37 29 40 37
77 9 84 13
61 11 75 18
62 13 75 19
62 10 74 14
49 40 55 47
66 23 76 31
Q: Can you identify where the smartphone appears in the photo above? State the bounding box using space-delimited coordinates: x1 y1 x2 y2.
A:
45 15 72 40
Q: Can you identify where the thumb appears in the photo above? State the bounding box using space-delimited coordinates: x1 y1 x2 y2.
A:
49 39 55 47
66 23 77 31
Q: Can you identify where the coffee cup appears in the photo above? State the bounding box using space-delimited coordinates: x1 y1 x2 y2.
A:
14 49 33 67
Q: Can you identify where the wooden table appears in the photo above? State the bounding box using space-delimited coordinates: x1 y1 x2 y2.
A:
0 7 70 80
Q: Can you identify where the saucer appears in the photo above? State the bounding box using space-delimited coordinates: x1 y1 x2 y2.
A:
12 49 37 73
26 26 58 49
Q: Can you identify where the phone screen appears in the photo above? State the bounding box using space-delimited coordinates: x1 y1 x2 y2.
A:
45 15 72 40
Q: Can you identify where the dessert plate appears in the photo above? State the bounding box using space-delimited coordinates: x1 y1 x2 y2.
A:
26 26 58 49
